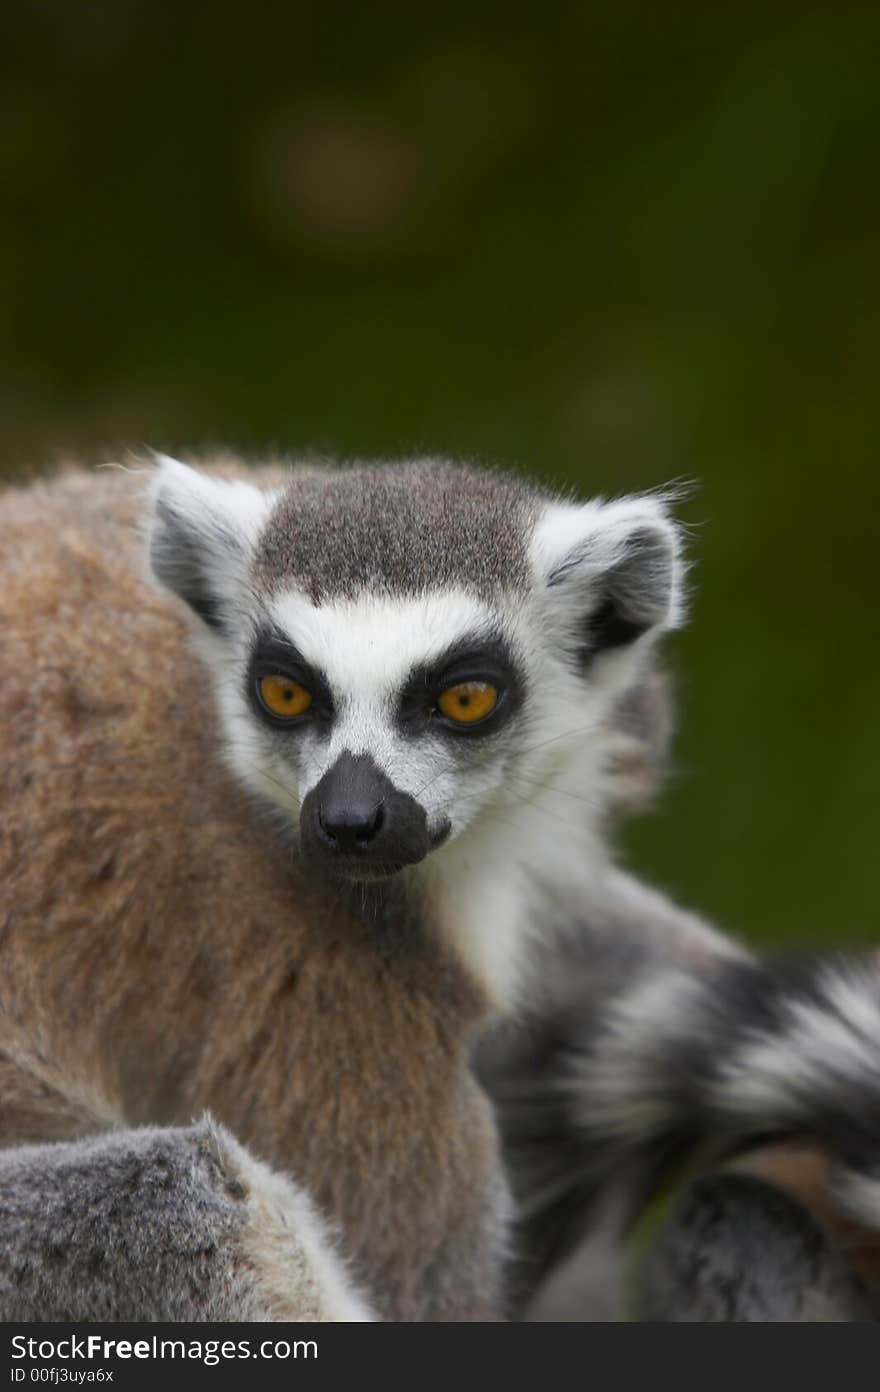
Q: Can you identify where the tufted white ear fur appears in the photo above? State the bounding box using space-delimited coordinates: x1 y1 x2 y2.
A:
147 455 273 631
530 494 684 669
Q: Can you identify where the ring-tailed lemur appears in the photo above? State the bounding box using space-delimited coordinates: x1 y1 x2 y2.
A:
1 453 705 1320
482 931 880 1320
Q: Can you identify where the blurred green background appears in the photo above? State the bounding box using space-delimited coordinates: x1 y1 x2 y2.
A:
2 3 877 948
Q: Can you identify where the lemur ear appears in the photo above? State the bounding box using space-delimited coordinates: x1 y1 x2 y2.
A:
531 494 684 667
148 455 272 631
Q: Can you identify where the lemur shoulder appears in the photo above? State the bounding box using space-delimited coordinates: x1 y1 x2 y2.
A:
0 454 706 1320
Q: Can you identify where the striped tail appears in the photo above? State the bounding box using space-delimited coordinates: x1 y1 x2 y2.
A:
489 953 880 1313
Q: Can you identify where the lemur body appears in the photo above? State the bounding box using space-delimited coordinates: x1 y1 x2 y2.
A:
0 457 691 1319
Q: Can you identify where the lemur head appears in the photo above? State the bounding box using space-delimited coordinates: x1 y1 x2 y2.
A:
148 456 683 885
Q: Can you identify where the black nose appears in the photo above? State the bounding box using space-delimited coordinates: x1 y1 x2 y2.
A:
318 800 384 852
300 752 431 876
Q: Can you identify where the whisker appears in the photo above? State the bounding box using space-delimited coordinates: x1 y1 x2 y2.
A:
253 762 299 803
500 771 604 812
517 720 603 759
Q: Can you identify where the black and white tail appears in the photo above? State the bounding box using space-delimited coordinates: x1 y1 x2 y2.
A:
488 952 880 1317
564 955 880 1211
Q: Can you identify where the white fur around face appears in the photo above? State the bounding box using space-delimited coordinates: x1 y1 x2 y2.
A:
269 587 498 808
211 586 513 838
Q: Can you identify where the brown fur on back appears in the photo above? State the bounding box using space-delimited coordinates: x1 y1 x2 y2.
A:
0 465 504 1320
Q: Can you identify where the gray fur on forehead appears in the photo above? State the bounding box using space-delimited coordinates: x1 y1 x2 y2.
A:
253 459 542 601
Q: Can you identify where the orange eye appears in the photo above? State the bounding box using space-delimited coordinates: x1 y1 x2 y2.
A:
259 674 312 719
436 681 499 725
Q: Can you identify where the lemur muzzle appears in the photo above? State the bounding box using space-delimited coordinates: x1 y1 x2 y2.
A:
300 751 431 875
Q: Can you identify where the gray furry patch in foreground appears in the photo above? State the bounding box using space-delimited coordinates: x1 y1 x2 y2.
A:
0 1120 370 1321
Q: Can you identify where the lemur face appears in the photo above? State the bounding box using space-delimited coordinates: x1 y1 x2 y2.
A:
243 591 525 878
149 457 682 883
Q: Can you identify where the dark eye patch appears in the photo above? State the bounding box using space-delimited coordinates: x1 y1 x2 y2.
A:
397 633 523 737
246 626 334 727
